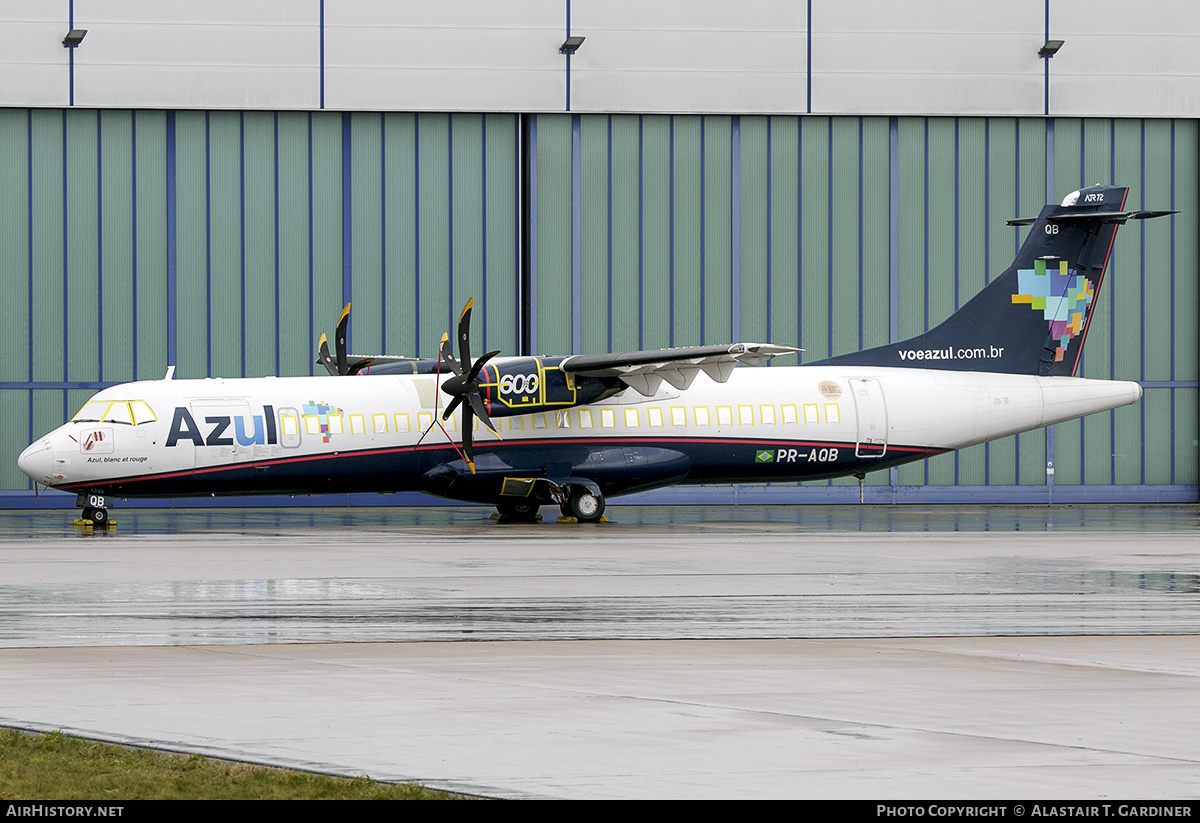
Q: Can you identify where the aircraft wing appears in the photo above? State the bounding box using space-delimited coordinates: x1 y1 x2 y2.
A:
561 343 802 397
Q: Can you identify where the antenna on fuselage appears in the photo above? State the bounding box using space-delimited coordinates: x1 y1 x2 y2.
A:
163 366 175 380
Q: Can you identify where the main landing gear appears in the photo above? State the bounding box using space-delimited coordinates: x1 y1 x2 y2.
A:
76 492 114 529
494 484 607 524
559 486 605 523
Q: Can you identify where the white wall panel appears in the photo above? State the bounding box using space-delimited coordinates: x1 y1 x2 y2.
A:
0 1 1196 117
812 0 1043 115
571 0 806 113
0 9 73 106
1051 0 1200 117
324 0 563 111
72 0 320 109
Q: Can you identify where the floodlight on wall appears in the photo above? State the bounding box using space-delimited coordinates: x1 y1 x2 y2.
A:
62 29 87 48
560 36 585 55
1038 39 1064 58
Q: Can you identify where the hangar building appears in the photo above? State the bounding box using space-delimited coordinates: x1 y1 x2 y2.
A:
2 1 1195 505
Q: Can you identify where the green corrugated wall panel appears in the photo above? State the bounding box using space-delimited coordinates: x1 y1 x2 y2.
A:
1140 120 1174 384
276 112 314 377
1177 390 1198 485
640 116 672 350
861 118 890 352
482 114 518 356
767 116 800 361
798 118 828 362
534 114 571 356
672 116 703 349
206 112 243 379
65 110 99 384
417 113 452 357
1 391 30 489
738 116 769 346
894 119 925 487
1109 120 1144 486
0 111 29 385
609 115 640 349
173 111 207 379
450 114 485 337
703 116 733 347
578 115 610 354
134 111 167 383
350 112 385 356
1017 121 1047 489
32 390 62 462
381 113 418 358
861 119 892 487
1 110 1194 499
829 118 863 361
310 112 343 362
98 110 134 384
242 112 277 379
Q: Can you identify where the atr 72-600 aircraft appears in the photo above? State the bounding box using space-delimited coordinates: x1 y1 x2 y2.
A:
18 184 1173 523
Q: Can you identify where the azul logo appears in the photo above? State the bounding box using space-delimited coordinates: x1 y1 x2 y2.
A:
166 406 277 447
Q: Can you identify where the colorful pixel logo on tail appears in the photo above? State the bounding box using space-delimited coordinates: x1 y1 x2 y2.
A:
1011 258 1095 363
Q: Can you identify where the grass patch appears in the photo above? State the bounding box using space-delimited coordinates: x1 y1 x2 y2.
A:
0 728 458 800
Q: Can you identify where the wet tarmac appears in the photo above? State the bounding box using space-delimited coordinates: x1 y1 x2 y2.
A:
0 504 1198 797
0 505 1197 647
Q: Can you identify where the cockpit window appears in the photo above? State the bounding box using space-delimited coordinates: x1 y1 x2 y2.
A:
71 400 157 426
130 400 157 424
71 401 110 423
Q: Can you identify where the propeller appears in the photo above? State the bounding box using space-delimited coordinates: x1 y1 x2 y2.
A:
438 299 500 470
317 304 379 376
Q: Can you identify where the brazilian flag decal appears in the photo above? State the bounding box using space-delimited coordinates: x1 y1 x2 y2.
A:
755 450 774 463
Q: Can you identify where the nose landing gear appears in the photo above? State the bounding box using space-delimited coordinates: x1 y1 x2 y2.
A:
76 492 115 529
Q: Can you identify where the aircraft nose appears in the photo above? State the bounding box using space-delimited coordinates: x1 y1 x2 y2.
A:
17 439 55 485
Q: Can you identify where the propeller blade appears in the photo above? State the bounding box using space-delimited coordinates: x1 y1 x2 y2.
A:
318 334 338 376
439 332 460 375
467 350 501 383
461 410 475 467
335 303 351 376
442 395 463 421
467 391 496 433
457 298 474 369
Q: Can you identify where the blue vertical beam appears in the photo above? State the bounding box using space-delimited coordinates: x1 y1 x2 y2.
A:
528 116 538 355
239 112 246 378
888 116 899 493
638 116 644 349
571 114 581 353
166 111 177 368
731 116 740 342
669 116 675 348
341 113 352 329
130 111 139 381
96 113 103 382
1046 118 1056 499
273 112 281 376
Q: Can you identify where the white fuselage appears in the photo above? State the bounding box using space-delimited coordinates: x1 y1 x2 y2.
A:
17 366 1142 499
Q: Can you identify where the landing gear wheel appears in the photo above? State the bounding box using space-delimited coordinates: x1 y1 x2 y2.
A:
497 501 540 522
565 488 605 523
89 507 108 526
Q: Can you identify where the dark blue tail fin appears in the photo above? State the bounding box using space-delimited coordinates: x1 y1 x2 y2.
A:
812 185 1174 376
